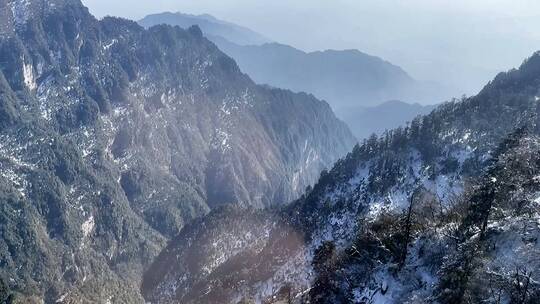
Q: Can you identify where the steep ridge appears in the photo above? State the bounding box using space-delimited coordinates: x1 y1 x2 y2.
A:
0 0 355 302
143 53 540 303
307 128 540 303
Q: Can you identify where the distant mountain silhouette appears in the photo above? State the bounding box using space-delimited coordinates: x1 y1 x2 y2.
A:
139 12 452 107
139 12 271 46
336 100 437 139
139 12 450 136
211 36 423 107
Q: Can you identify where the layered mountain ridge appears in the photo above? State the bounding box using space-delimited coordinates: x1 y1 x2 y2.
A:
138 12 451 139
336 100 437 139
143 52 540 303
207 38 419 107
0 0 355 302
139 12 271 46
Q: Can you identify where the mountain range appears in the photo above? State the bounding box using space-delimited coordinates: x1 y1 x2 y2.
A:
138 12 449 139
0 0 355 302
142 52 540 303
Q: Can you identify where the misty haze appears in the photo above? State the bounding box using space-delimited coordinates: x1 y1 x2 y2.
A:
0 0 539 303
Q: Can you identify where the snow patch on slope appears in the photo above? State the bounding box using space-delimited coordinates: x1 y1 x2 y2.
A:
22 59 36 90
9 0 32 26
81 215 95 238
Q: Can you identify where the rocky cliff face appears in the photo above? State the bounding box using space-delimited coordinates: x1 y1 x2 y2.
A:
0 0 355 302
143 53 540 303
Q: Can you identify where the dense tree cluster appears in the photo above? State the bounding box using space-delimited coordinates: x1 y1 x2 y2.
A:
307 128 540 303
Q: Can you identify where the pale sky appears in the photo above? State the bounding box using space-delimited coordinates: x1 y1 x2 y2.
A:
82 0 540 99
